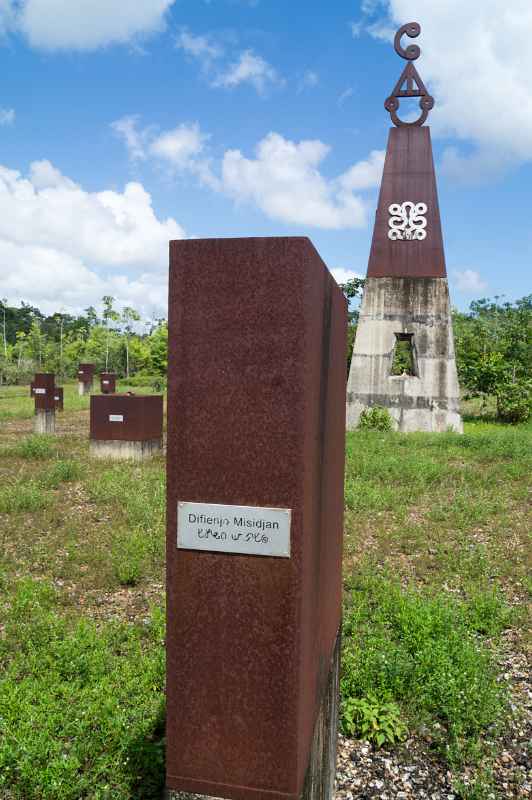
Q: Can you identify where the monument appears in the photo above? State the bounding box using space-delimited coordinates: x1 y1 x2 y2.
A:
77 363 95 396
89 393 163 460
100 372 117 394
33 373 56 434
346 23 463 433
166 237 347 800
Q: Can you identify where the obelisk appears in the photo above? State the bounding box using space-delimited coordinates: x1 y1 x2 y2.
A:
346 22 462 433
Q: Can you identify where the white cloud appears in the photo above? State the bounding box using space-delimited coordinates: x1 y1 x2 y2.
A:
5 0 175 50
365 1 532 173
338 87 354 108
221 132 384 229
211 49 281 92
0 160 184 315
0 108 15 126
331 267 364 286
298 70 319 91
112 116 220 189
175 28 223 65
452 269 488 294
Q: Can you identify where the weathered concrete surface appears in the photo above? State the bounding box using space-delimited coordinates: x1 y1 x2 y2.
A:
78 380 93 397
34 409 56 434
89 438 162 460
347 277 463 433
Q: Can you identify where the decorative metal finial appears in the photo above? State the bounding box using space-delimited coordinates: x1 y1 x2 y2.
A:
384 22 434 127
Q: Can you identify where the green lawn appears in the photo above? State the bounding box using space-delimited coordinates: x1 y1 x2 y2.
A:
0 386 529 799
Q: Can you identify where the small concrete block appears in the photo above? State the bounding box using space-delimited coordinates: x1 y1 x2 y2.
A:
89 438 162 461
78 380 93 396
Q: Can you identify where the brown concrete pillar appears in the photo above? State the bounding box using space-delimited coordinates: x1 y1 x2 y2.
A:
33 373 56 434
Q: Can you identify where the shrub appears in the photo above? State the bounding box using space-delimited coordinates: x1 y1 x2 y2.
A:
358 406 394 432
495 380 531 424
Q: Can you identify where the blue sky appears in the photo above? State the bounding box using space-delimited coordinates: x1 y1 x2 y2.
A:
0 0 530 318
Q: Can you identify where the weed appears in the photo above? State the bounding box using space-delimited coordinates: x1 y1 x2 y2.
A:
39 460 83 488
111 530 149 586
341 693 407 746
15 434 58 460
341 574 511 766
0 481 52 513
358 406 394 431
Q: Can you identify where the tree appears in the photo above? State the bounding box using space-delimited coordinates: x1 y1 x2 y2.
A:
121 306 141 379
102 296 120 371
340 277 365 373
1 297 7 359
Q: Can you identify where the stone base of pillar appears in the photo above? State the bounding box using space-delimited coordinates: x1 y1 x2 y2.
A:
164 630 341 800
34 409 56 434
89 438 163 461
78 380 93 396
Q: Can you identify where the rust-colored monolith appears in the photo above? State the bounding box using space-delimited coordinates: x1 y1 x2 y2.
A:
166 236 347 800
33 373 56 434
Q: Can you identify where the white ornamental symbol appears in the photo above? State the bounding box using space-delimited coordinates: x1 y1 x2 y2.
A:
388 201 428 241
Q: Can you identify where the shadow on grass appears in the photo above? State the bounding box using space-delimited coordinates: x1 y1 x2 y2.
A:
125 698 166 799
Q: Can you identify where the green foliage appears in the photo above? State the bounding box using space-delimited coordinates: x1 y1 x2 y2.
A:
14 434 58 460
390 336 416 376
111 530 149 586
0 481 52 513
341 574 511 766
0 579 165 800
341 693 407 746
39 460 83 489
453 295 532 422
495 380 531 424
358 405 394 432
0 299 169 383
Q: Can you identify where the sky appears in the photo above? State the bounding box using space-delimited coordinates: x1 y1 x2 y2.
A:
0 0 530 319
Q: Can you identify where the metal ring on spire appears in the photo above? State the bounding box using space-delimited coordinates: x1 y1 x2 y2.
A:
385 22 434 127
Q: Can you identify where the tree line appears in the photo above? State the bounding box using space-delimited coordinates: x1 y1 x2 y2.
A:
0 296 167 386
1 289 530 421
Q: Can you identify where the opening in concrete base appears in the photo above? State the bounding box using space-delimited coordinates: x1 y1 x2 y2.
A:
89 438 163 461
164 630 341 800
34 409 56 434
78 381 93 396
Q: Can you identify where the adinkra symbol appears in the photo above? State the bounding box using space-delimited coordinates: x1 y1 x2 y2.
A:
388 202 428 241
384 22 434 127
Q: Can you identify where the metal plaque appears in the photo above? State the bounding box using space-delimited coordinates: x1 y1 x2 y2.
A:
34 388 46 395
103 380 110 384
109 414 124 422
178 501 291 558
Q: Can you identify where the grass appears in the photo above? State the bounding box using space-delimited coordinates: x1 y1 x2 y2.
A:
341 573 513 764
0 579 165 800
0 385 530 799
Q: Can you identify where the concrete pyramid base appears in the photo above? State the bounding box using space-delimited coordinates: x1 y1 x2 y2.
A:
347 277 463 433
89 438 163 461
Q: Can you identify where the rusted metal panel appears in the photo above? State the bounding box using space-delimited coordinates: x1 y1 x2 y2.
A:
100 373 117 394
166 237 347 800
78 363 95 383
54 387 64 411
33 373 56 411
90 394 163 441
366 126 446 279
